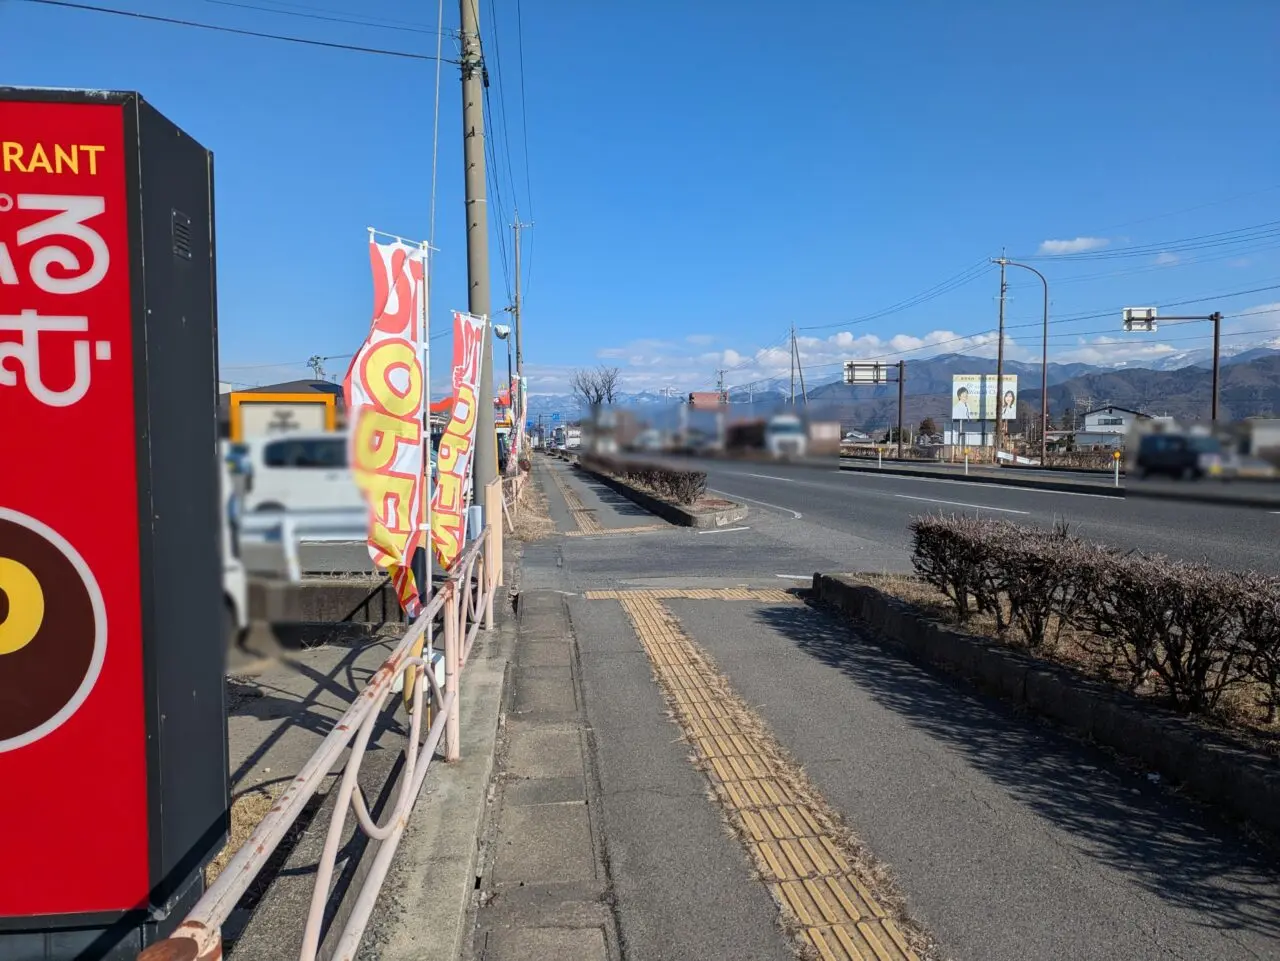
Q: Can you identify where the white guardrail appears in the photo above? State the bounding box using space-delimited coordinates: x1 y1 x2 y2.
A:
139 485 501 961
237 507 370 581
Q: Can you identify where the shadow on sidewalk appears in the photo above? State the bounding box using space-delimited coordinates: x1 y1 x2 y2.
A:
572 474 656 517
753 600 1280 940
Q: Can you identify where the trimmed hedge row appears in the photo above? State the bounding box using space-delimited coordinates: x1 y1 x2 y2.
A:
909 515 1280 718
578 454 708 506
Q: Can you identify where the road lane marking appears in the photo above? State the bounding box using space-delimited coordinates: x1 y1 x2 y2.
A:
708 488 802 519
744 472 796 482
697 526 751 535
775 574 812 581
841 472 1118 499
893 494 1029 515
590 590 923 960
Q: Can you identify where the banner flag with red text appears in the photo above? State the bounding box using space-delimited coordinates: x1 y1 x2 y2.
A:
430 311 486 568
344 239 429 616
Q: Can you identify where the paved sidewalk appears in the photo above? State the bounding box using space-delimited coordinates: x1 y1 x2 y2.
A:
465 591 616 961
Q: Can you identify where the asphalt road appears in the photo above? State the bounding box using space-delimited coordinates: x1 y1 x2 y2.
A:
684 457 1279 574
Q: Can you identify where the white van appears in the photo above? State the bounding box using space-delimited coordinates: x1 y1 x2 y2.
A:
239 431 366 513
219 451 248 648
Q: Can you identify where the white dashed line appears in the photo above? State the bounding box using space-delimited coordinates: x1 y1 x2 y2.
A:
893 493 1030 515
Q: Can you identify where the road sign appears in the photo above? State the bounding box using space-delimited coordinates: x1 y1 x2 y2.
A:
1123 307 1158 332
844 361 888 385
552 412 561 422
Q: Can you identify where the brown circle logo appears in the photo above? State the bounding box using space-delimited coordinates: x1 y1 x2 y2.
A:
0 510 106 753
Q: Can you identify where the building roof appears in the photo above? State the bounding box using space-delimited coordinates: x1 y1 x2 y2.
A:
1081 405 1150 418
234 379 344 397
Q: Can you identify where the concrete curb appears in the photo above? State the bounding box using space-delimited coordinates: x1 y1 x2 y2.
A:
1126 484 1280 510
573 464 749 528
250 577 407 625
811 574 1280 839
836 459 1124 497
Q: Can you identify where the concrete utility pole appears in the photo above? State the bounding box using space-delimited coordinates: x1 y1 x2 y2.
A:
461 0 496 501
791 327 809 406
511 210 532 424
789 324 796 407
716 369 727 404
994 257 1008 460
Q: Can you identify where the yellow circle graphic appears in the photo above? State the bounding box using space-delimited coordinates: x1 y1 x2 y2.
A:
0 556 44 655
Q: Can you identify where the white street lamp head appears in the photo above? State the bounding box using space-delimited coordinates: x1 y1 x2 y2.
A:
494 325 512 339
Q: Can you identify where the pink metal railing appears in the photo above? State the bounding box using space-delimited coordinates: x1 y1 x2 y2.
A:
138 525 497 961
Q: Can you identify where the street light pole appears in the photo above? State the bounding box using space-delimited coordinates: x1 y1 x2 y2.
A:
994 258 1050 464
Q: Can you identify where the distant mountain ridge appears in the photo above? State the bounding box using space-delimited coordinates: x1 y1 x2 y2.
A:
525 347 1280 428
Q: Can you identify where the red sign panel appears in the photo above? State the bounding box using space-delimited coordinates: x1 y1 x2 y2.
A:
0 100 151 914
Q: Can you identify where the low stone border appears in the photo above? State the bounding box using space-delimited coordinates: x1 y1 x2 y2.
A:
250 577 408 625
837 458 1123 497
812 574 1280 839
574 463 749 529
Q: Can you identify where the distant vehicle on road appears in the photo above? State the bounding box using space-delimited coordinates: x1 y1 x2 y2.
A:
1134 433 1224 480
766 414 807 458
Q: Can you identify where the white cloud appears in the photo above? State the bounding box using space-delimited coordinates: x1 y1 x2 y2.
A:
1154 252 1180 266
1038 237 1110 255
1236 301 1280 318
685 334 715 346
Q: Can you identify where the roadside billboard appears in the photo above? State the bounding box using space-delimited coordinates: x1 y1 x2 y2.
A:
229 390 336 441
951 374 1017 421
0 89 226 953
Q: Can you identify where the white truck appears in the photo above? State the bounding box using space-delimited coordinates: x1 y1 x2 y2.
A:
765 414 808 459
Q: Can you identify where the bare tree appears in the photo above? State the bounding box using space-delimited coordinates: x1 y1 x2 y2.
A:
571 365 622 408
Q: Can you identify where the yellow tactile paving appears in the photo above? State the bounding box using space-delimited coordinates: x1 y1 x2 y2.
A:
593 592 921 961
547 466 674 537
548 467 604 533
565 524 668 538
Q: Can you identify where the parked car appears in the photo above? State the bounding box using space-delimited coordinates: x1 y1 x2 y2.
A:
1134 433 1224 480
234 431 438 513
219 454 247 649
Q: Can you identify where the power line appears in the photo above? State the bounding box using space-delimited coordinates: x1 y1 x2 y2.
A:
513 0 535 300
1005 239 1280 290
798 260 994 332
1019 221 1280 263
1085 183 1280 235
197 0 449 35
484 0 520 213
19 0 456 61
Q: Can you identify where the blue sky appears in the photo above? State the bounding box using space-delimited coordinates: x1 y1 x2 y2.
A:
4 0 1279 397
